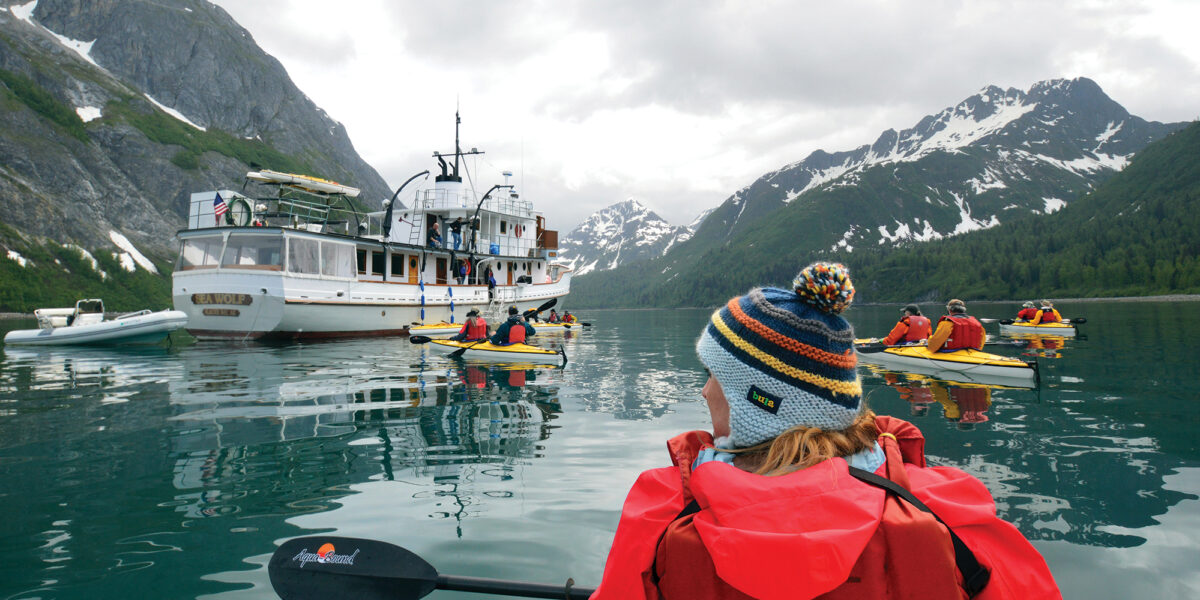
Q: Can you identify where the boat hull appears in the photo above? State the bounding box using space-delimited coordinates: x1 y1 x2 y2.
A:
174 270 571 341
999 322 1076 336
3 310 189 346
427 340 565 365
856 344 1038 387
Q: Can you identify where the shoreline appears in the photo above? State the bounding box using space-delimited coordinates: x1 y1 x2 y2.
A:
5 294 1198 319
573 294 1200 311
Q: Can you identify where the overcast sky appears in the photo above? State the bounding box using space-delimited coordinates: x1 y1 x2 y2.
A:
209 0 1199 232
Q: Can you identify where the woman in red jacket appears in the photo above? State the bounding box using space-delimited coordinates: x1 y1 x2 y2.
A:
591 263 1060 600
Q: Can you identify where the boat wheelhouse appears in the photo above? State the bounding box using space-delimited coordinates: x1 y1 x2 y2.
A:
172 116 570 340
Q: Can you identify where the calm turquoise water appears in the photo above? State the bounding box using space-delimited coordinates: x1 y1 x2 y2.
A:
1 301 1198 599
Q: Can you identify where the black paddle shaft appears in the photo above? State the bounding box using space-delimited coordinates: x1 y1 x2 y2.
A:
439 574 594 599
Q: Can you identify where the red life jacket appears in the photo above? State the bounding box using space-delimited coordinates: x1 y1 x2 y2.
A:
904 315 932 342
507 320 527 343
459 318 487 341
1016 308 1038 321
589 417 1061 600
938 315 985 350
1037 308 1060 323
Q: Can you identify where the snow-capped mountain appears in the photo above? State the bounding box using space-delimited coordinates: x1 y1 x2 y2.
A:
569 77 1188 307
695 78 1179 251
558 200 702 276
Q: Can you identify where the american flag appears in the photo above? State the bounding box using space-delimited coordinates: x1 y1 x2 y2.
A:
213 192 228 224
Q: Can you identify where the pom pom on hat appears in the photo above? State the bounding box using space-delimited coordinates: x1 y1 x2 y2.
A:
793 262 855 314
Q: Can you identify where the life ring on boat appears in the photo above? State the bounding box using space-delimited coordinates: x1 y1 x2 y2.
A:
514 224 523 238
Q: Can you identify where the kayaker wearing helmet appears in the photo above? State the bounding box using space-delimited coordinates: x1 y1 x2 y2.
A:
449 309 488 342
489 306 535 345
590 264 1060 600
880 303 932 345
1016 301 1039 322
927 298 986 352
1030 300 1063 325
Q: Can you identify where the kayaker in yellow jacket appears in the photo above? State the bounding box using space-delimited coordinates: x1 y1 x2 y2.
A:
1030 300 1063 325
927 299 986 352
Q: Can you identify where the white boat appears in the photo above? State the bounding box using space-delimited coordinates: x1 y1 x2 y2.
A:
172 113 572 340
3 299 189 346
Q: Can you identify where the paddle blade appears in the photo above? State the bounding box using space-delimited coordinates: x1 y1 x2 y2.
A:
523 298 558 319
410 335 433 344
1070 317 1086 324
999 319 1014 325
855 342 888 354
269 536 437 600
580 322 592 327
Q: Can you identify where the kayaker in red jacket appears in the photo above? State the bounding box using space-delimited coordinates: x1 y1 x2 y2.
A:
1016 301 1038 322
450 309 488 342
881 304 932 345
927 299 986 352
591 265 1060 600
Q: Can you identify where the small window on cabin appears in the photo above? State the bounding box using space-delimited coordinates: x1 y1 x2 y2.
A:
356 249 367 274
371 251 385 276
409 257 417 269
391 253 405 276
500 221 507 234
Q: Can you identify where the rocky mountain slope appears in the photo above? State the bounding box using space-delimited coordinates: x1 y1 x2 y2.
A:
571 77 1188 307
0 0 390 310
558 199 703 276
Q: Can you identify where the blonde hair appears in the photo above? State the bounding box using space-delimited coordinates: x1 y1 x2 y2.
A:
727 410 879 476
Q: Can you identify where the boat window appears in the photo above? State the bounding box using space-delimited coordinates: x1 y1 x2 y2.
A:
500 221 507 234
371 251 385 276
178 235 224 270
321 241 355 278
391 253 405 277
356 249 367 274
221 234 283 270
287 237 320 274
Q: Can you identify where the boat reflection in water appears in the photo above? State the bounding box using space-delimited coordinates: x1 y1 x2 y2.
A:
879 372 994 429
167 348 562 534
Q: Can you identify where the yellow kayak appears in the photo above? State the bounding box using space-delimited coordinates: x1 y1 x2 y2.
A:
998 321 1076 336
856 341 1038 386
408 322 463 336
427 339 566 365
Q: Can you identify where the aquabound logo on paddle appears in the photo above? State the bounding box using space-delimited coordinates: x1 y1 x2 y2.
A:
747 385 782 414
292 542 360 568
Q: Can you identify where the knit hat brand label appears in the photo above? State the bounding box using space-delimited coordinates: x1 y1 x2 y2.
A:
747 385 782 414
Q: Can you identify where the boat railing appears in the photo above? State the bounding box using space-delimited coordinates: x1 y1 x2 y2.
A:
416 189 534 218
115 309 152 319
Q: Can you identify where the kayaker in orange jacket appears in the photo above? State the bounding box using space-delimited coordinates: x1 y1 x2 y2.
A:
881 304 932 345
591 264 1060 600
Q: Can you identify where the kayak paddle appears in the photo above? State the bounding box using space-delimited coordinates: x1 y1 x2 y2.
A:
409 335 434 344
448 337 489 358
522 298 558 320
268 536 595 600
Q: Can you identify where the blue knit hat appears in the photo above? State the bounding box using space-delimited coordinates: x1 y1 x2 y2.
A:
696 263 861 448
